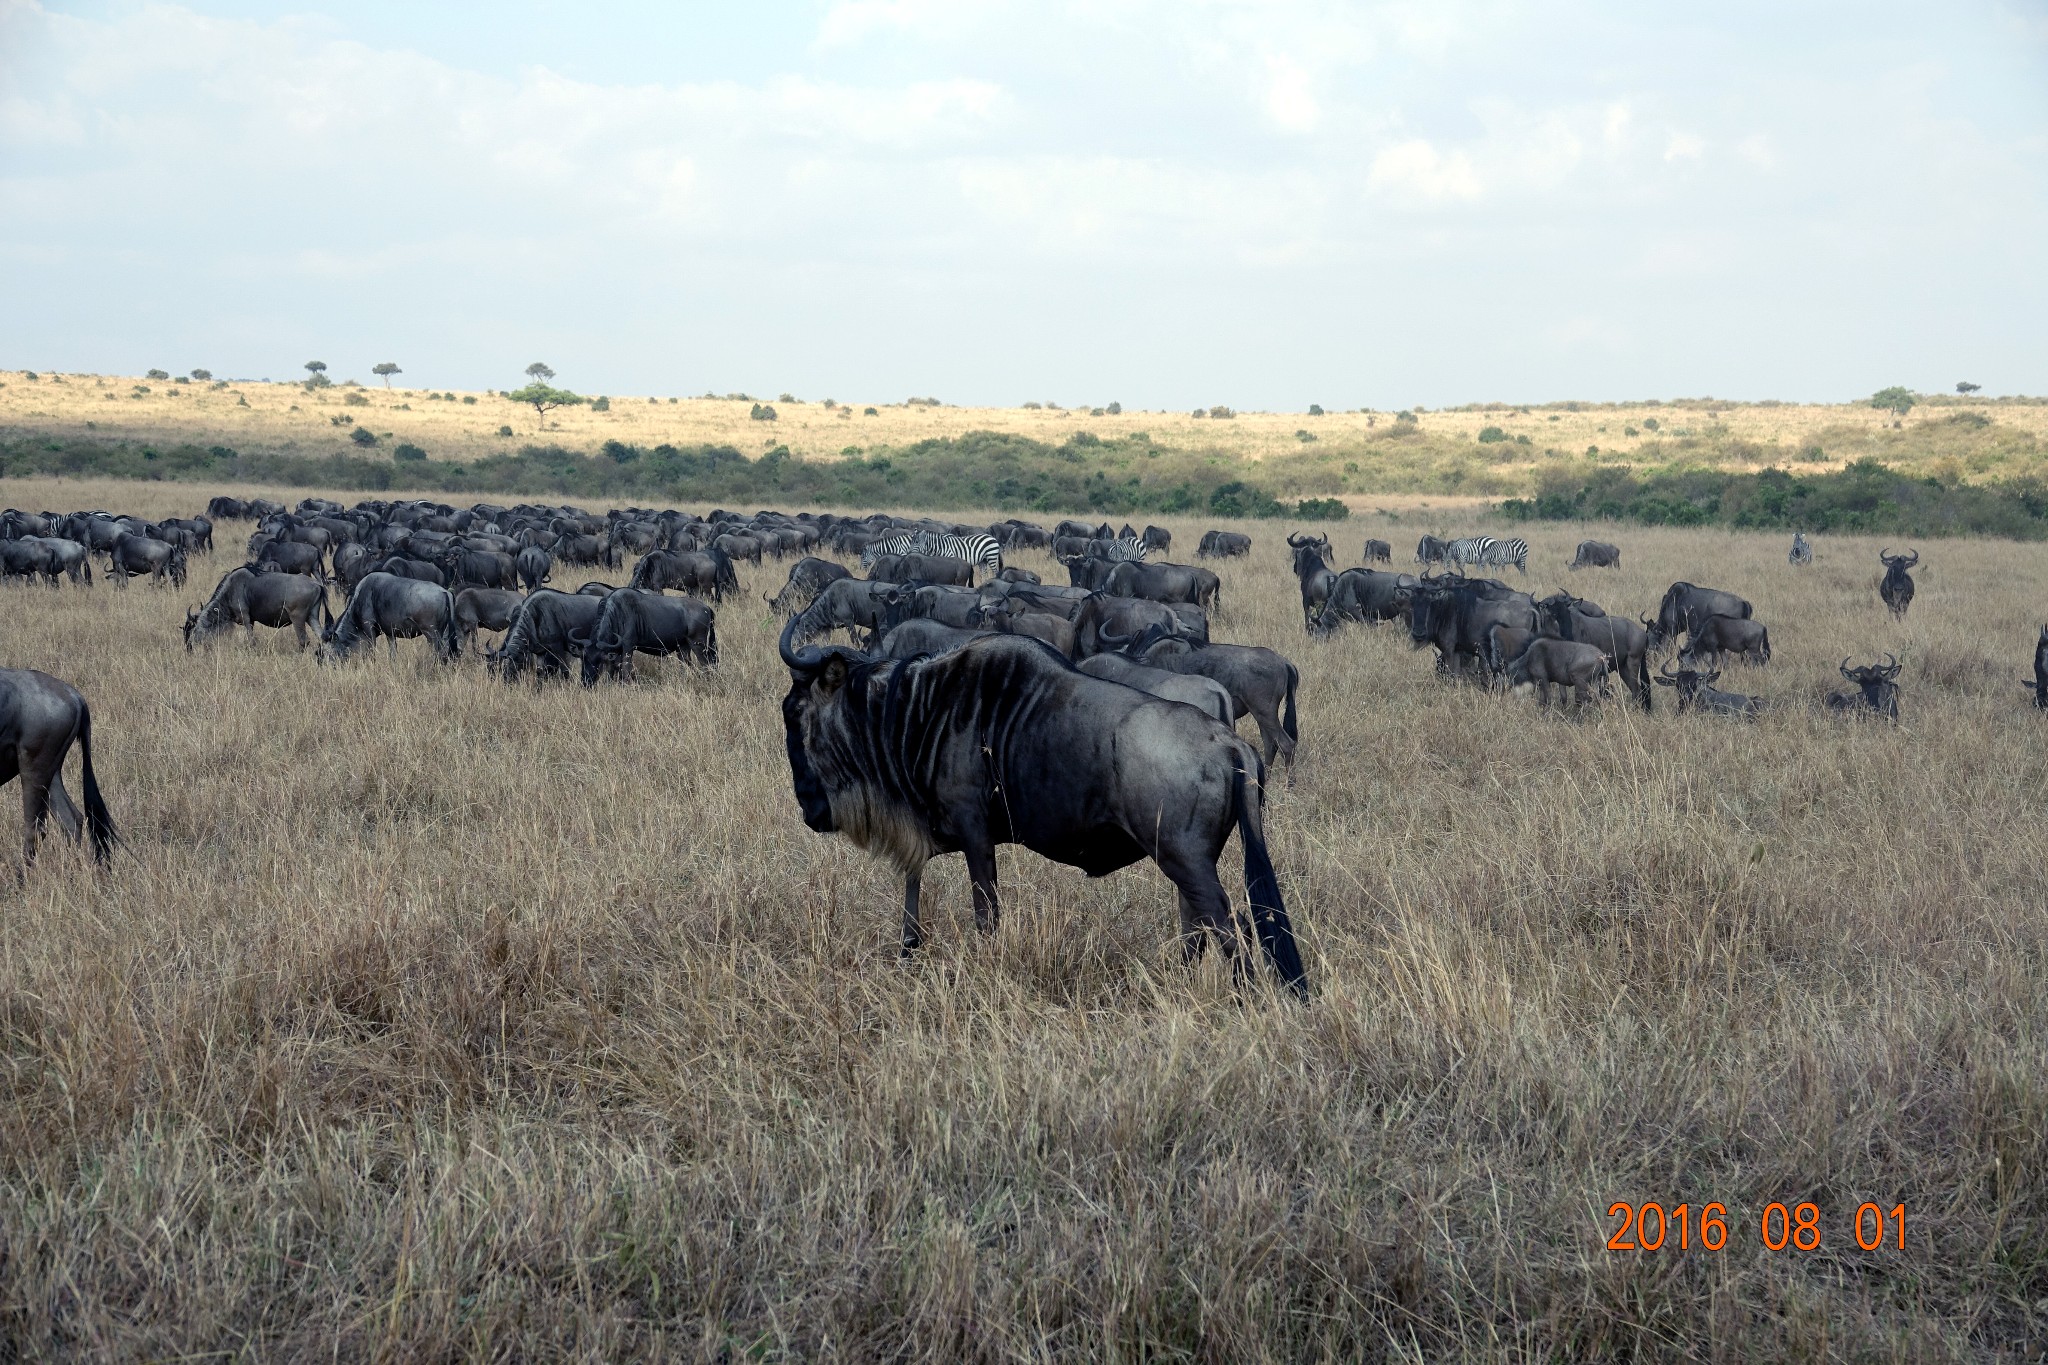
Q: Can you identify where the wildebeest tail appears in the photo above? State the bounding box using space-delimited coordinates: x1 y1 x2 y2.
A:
1282 662 1298 742
441 594 463 659
711 547 737 601
75 698 118 865
1232 754 1306 997
1635 647 1653 713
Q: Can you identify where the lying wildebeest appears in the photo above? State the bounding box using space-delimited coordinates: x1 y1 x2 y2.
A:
1538 592 1651 711
108 533 187 588
184 568 329 651
995 566 1041 585
318 572 460 663
1879 548 1917 618
1196 529 1251 559
1075 652 1234 724
779 622 1305 993
1288 534 1335 628
979 596 1077 658
1569 540 1620 570
1505 638 1611 711
577 589 717 684
2027 627 2048 710
515 545 553 593
1654 661 1763 717
1680 613 1772 668
764 556 851 616
490 589 605 682
1826 655 1901 721
1110 624 1299 777
453 587 525 651
1308 568 1415 636
1362 538 1392 564
788 578 905 649
0 669 117 867
1649 581 1752 652
1789 531 1812 567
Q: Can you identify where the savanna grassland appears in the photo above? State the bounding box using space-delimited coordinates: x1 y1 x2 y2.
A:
0 474 2042 1360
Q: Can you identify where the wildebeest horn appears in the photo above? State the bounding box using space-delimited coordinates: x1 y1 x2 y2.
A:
1287 532 1310 547
1097 622 1132 649
1879 547 1893 563
567 628 590 645
779 613 824 671
1839 656 1856 681
1659 658 1680 678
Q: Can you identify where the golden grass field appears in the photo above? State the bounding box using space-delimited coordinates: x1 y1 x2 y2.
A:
0 474 2043 1359
7 368 2046 493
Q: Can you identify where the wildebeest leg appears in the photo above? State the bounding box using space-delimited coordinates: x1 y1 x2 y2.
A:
963 840 1000 934
387 632 399 661
901 866 925 955
1160 853 1243 981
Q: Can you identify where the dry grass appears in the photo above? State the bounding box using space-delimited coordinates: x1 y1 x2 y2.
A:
0 474 2042 1360
8 369 2046 489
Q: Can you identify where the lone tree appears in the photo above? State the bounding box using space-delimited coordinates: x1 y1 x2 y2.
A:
1870 386 1916 419
525 362 555 382
1957 381 1982 395
372 362 402 387
505 381 585 423
305 361 327 377
189 368 212 381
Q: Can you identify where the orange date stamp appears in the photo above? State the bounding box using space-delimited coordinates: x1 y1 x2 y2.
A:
1605 1201 1907 1252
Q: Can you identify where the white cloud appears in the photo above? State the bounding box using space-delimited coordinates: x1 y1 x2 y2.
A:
1663 131 1707 162
1368 139 1483 202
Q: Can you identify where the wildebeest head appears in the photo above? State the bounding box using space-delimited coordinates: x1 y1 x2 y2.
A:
1879 547 1918 571
1537 592 1582 639
778 616 879 835
1654 659 1719 713
1832 654 1902 720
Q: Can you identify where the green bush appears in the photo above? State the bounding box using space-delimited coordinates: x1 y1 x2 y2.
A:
146 368 169 380
497 425 514 437
462 395 477 405
1477 426 1507 443
1294 497 1349 520
750 403 777 421
349 427 378 447
393 443 427 461
1307 404 1324 417
591 396 610 412
1296 430 1317 443
1105 402 1122 415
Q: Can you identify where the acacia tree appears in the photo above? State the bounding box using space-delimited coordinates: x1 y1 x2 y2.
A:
372 362 402 387
1957 381 1981 395
1870 386 1915 420
525 362 555 382
303 360 331 390
505 382 585 423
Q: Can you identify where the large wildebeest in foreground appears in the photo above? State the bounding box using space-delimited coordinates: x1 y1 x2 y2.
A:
2027 627 2048 709
577 589 717 684
1505 638 1611 711
1648 581 1752 652
1569 540 1620 570
318 573 460 663
108 533 187 588
1789 531 1812 566
1655 661 1764 718
0 669 116 867
1196 530 1251 559
779 623 1306 994
184 568 329 651
764 556 851 616
1879 548 1918 618
1826 655 1901 721
490 589 605 682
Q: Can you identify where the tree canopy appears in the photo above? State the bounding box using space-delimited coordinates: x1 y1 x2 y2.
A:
525 362 555 382
1870 386 1916 417
372 362 402 387
1957 381 1981 395
505 383 585 419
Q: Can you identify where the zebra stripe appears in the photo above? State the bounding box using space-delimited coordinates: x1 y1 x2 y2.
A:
919 532 1004 575
1096 536 1148 562
1477 536 1529 574
1443 536 1491 569
859 532 922 570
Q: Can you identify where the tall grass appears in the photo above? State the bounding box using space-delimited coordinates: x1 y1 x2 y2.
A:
0 476 2041 1359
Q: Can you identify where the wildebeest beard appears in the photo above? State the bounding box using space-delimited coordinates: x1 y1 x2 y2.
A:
785 656 946 874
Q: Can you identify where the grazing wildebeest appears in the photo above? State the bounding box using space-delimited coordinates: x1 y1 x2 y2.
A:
2027 627 2048 710
515 545 553 592
1569 540 1620 570
1061 555 1118 592
632 548 739 601
779 623 1305 993
206 496 249 521
318 573 460 663
711 532 763 566
1113 626 1299 778
0 539 61 586
1362 538 1392 564
1076 652 1234 723
162 517 214 554
788 578 905 649
1879 548 1918 618
1649 582 1752 652
1288 534 1336 628
1308 568 1415 636
184 568 329 651
764 556 852 616
1826 655 1901 721
108 533 186 588
1537 592 1652 711
1680 613 1772 668
1654 661 1764 717
1141 525 1172 553
331 541 375 592
439 548 517 591
1410 577 1537 679
1505 638 1611 711
453 587 526 651
1103 559 1221 612
871 553 973 588
550 531 615 569
883 584 985 631
376 554 447 587
0 669 117 867
490 589 605 682
1789 531 1812 567
577 589 717 684
1196 530 1251 559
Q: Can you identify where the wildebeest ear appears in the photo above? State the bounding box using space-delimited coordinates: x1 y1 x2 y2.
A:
818 656 849 694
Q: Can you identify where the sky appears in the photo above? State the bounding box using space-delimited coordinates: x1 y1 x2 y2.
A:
2 0 2044 410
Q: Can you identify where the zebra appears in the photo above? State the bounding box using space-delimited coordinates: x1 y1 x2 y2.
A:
918 531 1003 578
1095 536 1148 562
1789 531 1812 566
1476 536 1529 575
859 532 923 571
1443 536 1491 571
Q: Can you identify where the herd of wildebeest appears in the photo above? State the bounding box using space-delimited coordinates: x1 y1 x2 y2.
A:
0 491 2034 996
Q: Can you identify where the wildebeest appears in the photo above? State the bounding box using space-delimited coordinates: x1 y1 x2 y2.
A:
1538 592 1651 711
1680 613 1772 668
764 556 852 616
453 587 526 651
377 554 447 587
1103 559 1221 612
515 545 553 593
1569 540 1620 570
0 539 62 586
0 669 116 866
439 548 517 591
1789 531 1812 567
871 618 991 660
249 538 324 579
1076 652 1234 723
1362 538 1391 564
1073 595 1207 659
1308 568 1415 636
183 568 329 651
490 589 605 682
1879 548 1918 618
1110 626 1299 777
24 537 91 586
979 596 1077 658
1826 655 1901 721
631 548 739 601
1505 638 1611 711
318 573 460 663
1287 533 1335 628
206 496 249 521
870 553 973 588
1648 582 1752 652
1196 530 1251 559
551 531 618 569
995 566 1041 585
787 578 906 649
884 584 985 631
1415 534 1450 566
577 589 717 684
779 622 1305 993
2027 627 2048 709
1141 525 1172 553
1410 577 1537 678
1654 661 1763 717
108 533 187 588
